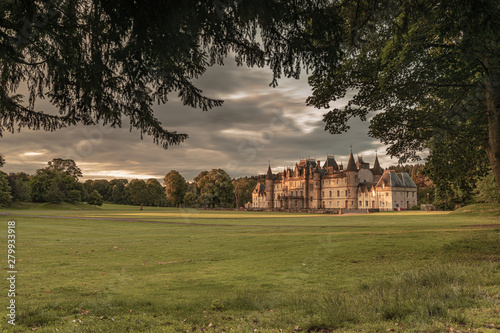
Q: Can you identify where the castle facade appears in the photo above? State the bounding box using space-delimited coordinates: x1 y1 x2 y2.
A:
251 152 417 211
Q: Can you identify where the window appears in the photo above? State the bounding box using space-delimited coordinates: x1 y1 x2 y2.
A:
329 180 331 185
329 191 332 197
365 201 368 206
412 192 415 198
329 201 332 207
385 192 388 197
337 201 340 207
345 190 347 196
359 201 362 206
336 179 339 184
310 196 313 202
322 191 325 197
337 190 340 197
300 191 303 196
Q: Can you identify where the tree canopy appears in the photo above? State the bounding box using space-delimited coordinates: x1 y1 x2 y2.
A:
306 0 500 188
3 0 498 190
0 0 338 146
163 170 187 208
194 169 234 208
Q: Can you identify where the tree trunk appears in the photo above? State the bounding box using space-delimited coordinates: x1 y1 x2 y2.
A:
484 62 500 190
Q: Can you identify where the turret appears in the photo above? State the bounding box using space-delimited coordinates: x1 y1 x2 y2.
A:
344 150 359 209
371 154 383 175
265 165 274 209
313 161 322 208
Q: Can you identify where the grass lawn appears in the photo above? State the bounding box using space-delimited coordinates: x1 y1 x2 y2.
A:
0 203 499 332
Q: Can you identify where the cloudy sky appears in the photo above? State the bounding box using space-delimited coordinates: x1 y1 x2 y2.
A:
1 58 404 182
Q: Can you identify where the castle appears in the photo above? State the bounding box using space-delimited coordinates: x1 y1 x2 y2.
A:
251 151 417 211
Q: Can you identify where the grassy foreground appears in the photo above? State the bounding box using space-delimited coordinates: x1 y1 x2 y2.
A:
0 203 499 332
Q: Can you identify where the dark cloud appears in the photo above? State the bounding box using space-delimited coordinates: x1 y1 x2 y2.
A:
1 58 402 182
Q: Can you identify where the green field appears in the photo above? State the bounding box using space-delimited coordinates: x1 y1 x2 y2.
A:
1 203 499 332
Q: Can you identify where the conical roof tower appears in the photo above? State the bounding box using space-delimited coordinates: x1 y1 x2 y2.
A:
372 153 383 175
266 165 273 180
345 149 357 172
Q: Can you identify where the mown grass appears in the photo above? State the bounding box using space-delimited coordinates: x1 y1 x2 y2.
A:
0 203 498 332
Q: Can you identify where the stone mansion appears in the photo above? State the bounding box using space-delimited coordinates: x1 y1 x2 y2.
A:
251 151 418 211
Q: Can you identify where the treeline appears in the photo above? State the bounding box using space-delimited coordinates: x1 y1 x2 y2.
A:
0 157 258 209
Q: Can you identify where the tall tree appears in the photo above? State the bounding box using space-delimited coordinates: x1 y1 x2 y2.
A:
30 159 84 202
110 179 129 204
194 169 235 208
145 178 166 207
0 156 11 207
0 0 339 147
232 177 257 208
7 172 31 203
128 179 148 207
0 172 12 207
47 158 83 178
164 171 187 208
306 0 500 189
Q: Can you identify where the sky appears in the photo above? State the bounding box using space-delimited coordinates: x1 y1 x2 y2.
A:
0 58 408 182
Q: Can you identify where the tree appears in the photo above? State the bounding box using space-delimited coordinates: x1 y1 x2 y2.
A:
194 169 235 208
128 179 148 207
7 172 31 203
183 192 198 208
30 160 83 202
88 180 112 201
232 177 257 208
87 190 103 206
306 0 500 189
164 171 187 208
475 170 500 204
0 1 340 148
67 190 82 203
47 158 82 178
44 178 65 203
0 172 12 207
145 178 166 207
110 179 129 204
